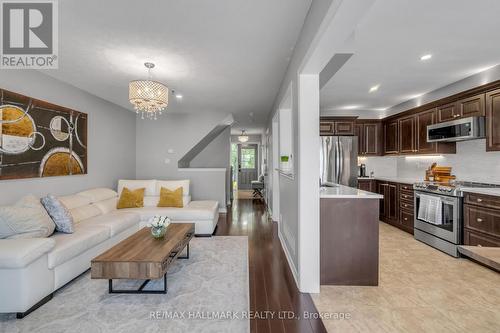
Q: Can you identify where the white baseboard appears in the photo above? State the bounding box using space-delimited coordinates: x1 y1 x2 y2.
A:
277 228 299 289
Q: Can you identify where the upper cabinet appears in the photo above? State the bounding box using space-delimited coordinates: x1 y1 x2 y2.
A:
384 120 399 155
398 115 417 154
459 93 485 118
320 117 356 136
437 102 460 122
416 109 437 154
357 121 383 156
438 93 485 122
486 88 500 151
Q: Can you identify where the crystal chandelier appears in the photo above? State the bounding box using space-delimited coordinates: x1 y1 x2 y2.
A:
238 130 249 143
129 62 169 120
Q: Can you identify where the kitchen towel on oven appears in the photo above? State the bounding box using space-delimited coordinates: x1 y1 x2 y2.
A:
418 194 443 225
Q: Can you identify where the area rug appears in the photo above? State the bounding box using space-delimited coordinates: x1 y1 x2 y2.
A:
0 236 249 333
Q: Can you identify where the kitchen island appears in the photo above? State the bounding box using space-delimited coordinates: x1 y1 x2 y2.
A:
320 185 383 286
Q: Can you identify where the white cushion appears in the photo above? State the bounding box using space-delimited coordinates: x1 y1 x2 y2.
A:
70 204 102 223
94 197 118 214
121 200 218 221
118 179 156 196
0 195 55 239
82 211 140 236
156 180 190 196
58 194 91 210
143 195 191 207
77 188 118 203
48 224 109 269
0 238 55 268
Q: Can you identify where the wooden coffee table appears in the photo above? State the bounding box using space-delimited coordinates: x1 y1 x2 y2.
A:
91 223 195 294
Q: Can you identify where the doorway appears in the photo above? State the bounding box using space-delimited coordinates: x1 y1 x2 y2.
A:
237 144 258 190
231 143 259 198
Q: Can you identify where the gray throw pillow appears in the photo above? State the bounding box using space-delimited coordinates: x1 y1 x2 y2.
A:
0 195 55 239
41 195 74 233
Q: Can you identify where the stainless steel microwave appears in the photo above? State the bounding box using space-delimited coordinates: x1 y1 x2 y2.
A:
427 116 485 143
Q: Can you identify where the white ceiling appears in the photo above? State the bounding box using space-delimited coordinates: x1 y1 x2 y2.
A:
320 0 500 117
42 0 312 131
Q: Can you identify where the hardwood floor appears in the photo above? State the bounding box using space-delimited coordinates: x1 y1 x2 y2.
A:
215 199 327 333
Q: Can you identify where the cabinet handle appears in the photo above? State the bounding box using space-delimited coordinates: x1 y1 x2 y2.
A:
454 114 460 118
477 198 483 202
404 204 408 207
403 195 408 198
404 217 408 221
477 218 483 222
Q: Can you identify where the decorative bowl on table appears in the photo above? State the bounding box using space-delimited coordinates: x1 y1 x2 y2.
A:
148 215 171 239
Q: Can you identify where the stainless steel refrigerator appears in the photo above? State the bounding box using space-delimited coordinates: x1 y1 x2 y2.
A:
320 136 358 187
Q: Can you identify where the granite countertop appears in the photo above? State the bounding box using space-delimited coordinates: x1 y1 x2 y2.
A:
320 185 384 199
358 176 421 185
461 188 500 197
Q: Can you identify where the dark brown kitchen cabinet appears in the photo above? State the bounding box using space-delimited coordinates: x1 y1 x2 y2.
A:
320 120 335 135
356 121 383 156
416 109 436 154
399 115 417 154
320 117 356 136
384 121 399 154
335 121 355 135
358 179 375 192
437 102 460 122
486 88 500 151
438 94 485 123
377 181 414 235
459 93 485 118
377 181 398 224
463 192 500 247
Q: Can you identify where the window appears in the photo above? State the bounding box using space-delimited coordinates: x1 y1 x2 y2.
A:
240 148 256 169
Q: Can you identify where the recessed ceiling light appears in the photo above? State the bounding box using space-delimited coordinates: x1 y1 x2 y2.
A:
342 105 362 110
373 107 388 111
420 54 432 61
369 84 380 93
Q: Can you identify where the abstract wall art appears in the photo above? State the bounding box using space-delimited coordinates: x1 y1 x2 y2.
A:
0 88 87 180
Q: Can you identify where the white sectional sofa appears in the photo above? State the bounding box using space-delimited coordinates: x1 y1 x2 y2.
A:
0 180 219 317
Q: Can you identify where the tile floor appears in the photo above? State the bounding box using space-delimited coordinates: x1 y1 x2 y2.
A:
312 222 500 333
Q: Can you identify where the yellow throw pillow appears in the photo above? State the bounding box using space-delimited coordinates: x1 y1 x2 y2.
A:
157 187 183 208
117 187 145 209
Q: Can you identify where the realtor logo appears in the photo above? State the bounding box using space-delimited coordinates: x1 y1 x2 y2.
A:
1 0 58 69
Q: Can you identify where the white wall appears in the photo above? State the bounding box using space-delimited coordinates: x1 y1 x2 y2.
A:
265 0 336 292
136 110 231 208
0 70 136 205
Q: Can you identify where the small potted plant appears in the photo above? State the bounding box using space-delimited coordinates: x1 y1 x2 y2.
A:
281 155 291 172
148 215 170 239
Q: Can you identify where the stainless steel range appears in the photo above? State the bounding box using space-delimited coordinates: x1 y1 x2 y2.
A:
413 181 500 257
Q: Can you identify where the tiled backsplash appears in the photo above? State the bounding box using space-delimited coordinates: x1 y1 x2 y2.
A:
361 139 500 184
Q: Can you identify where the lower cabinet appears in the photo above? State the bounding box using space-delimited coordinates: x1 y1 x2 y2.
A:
464 192 500 247
358 179 376 192
377 181 414 235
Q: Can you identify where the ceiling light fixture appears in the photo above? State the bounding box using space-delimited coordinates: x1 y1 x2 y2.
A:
420 54 432 61
238 130 249 143
369 84 380 93
342 105 362 110
129 62 168 120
